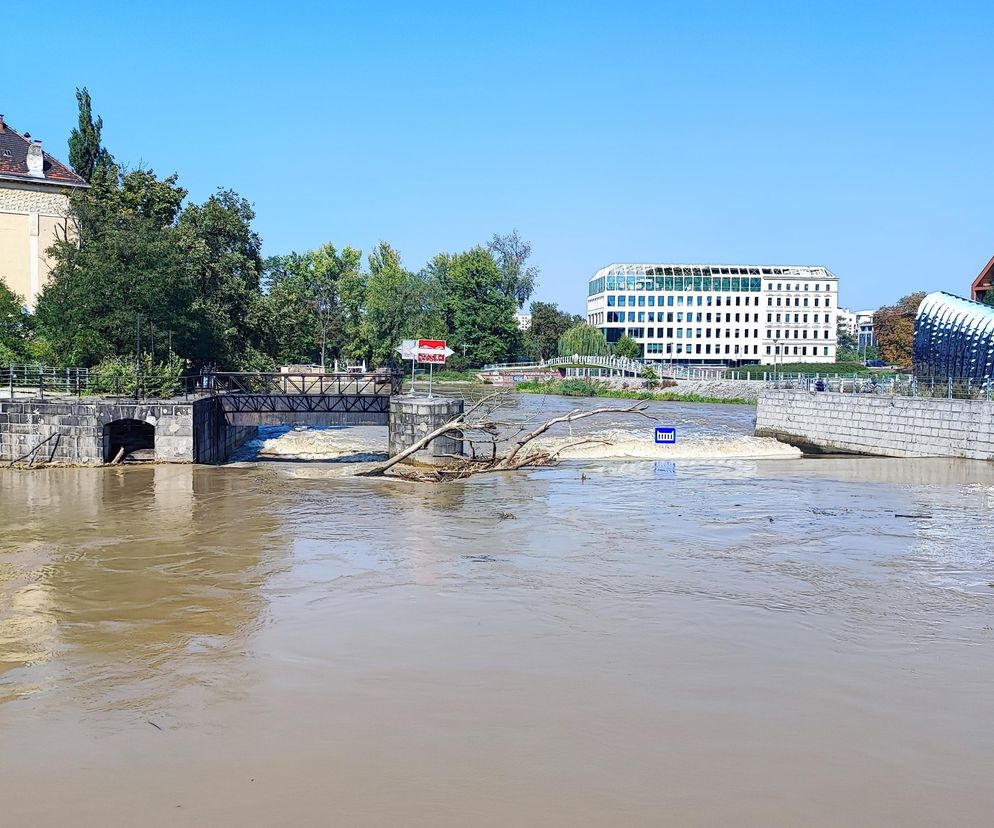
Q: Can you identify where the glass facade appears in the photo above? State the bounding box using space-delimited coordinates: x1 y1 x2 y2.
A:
587 262 838 366
914 292 994 379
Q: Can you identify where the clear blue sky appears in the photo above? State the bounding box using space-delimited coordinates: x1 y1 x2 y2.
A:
3 0 992 313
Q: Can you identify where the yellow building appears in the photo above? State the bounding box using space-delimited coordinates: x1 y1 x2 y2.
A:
0 113 88 308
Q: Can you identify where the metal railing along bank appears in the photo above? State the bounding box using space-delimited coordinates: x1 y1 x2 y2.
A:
1 364 92 397
2 366 403 400
771 374 994 400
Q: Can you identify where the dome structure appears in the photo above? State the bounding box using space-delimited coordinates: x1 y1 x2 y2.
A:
913 292 994 379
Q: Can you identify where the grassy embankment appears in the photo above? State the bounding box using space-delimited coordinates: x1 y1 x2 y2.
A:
515 378 753 405
734 361 878 377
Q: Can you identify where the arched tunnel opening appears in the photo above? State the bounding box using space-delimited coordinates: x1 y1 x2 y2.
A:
103 419 156 463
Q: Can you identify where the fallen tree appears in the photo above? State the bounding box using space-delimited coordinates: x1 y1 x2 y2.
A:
357 393 654 481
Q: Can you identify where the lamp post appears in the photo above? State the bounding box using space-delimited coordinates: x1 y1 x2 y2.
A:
773 338 780 382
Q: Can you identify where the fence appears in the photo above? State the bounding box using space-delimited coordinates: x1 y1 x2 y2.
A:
772 374 994 400
2 365 404 400
1 365 92 398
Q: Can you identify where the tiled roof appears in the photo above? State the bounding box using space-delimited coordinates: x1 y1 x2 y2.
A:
0 119 88 188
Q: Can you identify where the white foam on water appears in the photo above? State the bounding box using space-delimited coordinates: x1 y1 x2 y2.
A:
530 429 801 461
253 426 387 462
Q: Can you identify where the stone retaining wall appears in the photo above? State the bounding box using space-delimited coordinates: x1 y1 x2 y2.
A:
756 390 994 459
670 379 763 401
0 397 257 465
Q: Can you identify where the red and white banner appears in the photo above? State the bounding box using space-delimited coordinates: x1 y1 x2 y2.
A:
416 339 454 364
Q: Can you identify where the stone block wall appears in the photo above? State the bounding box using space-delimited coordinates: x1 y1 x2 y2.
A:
389 396 464 463
0 398 256 465
755 390 994 459
0 399 197 464
192 397 258 464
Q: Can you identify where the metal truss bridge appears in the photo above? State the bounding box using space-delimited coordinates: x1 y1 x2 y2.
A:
200 372 403 426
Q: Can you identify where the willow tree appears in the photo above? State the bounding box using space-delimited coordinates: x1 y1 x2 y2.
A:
557 323 609 357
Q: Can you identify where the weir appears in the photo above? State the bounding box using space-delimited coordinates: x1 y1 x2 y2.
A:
0 371 464 466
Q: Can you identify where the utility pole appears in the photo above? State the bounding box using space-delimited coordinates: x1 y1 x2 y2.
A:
135 314 142 401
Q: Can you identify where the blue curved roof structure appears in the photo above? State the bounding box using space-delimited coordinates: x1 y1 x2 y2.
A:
914 292 994 379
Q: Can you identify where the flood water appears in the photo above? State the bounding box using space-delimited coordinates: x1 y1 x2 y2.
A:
1 393 993 826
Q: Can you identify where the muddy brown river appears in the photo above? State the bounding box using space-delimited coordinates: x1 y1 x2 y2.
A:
1 395 993 826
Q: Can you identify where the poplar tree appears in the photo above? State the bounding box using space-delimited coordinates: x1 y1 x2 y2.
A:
68 87 111 183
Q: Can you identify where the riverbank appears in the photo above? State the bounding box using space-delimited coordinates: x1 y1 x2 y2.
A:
516 377 757 405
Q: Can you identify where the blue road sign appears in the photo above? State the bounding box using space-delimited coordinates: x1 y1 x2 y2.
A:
654 427 677 444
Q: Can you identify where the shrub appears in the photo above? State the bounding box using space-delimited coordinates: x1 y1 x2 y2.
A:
89 354 186 397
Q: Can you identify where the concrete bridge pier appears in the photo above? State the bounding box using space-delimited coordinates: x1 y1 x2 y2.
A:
389 396 464 464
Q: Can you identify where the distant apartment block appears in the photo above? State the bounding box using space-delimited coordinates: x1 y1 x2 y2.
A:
838 307 876 349
587 262 839 366
514 312 532 331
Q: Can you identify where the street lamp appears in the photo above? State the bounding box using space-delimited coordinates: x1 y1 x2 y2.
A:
773 338 780 382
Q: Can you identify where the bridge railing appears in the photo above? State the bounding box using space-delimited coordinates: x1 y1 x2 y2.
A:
541 355 646 374
198 371 403 397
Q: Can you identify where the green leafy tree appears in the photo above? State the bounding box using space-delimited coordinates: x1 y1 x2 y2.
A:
67 87 112 183
836 320 859 361
363 242 436 367
446 247 518 365
0 281 32 364
614 335 642 360
262 243 363 367
557 323 609 357
526 302 582 361
178 189 268 368
262 253 320 365
36 169 197 366
488 230 538 307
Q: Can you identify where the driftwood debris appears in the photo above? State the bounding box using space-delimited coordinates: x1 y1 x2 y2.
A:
357 394 654 481
6 432 60 468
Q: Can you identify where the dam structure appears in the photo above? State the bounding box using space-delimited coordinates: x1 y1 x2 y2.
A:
0 371 463 466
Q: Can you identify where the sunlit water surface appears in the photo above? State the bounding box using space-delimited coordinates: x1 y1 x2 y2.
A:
1 394 992 827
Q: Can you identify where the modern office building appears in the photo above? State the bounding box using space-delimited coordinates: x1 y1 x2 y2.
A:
587 263 839 365
914 291 994 380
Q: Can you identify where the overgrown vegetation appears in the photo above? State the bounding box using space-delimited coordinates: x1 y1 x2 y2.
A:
88 354 184 397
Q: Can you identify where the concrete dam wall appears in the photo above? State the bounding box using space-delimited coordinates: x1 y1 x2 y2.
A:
756 389 994 460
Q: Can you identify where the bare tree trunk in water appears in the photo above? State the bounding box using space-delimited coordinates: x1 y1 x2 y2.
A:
357 397 653 481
